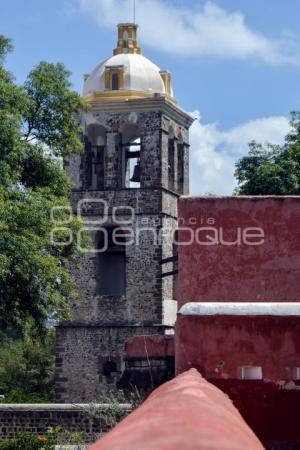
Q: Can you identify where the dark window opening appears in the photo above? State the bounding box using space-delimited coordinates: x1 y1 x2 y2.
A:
96 228 126 296
111 73 119 91
103 360 117 377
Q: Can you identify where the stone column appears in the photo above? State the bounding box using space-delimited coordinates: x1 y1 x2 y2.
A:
105 131 119 189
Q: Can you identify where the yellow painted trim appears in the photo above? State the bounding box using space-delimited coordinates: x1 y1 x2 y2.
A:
104 70 110 89
113 48 142 55
160 71 172 97
119 71 125 89
104 67 125 90
83 90 177 105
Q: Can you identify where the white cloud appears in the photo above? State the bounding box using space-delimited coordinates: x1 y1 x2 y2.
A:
190 113 291 195
77 0 300 65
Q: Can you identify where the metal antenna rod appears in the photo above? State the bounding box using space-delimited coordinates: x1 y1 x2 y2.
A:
133 0 136 24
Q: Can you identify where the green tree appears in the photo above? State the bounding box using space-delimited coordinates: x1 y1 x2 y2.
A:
0 35 88 333
23 62 84 157
0 328 55 402
235 112 300 195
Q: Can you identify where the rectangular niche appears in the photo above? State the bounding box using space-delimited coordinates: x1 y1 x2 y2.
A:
293 367 300 380
238 366 263 380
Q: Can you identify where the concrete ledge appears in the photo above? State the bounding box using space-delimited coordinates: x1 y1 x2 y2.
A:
0 404 131 411
179 302 300 317
56 322 172 329
55 447 87 450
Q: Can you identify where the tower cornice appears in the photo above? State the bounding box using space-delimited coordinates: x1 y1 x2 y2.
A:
83 96 195 129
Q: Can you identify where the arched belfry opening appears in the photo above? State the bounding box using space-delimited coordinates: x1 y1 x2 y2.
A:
84 124 107 190
120 123 142 189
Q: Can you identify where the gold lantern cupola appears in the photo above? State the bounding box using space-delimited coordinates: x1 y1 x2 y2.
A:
114 23 142 55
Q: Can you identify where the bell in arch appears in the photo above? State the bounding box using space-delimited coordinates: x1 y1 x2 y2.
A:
130 160 141 183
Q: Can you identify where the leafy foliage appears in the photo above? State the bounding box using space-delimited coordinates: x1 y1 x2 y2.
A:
0 433 41 450
0 35 88 332
44 426 84 448
0 328 55 402
86 388 141 434
0 428 85 450
23 62 86 157
235 112 300 195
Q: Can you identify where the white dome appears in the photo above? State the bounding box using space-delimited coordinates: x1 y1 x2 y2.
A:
83 53 167 97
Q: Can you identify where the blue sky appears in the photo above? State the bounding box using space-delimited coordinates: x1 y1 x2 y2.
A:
1 0 300 194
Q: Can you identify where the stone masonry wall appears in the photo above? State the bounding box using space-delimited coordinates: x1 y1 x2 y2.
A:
0 404 130 441
55 325 171 403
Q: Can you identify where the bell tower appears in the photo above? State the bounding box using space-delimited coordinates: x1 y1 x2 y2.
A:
55 24 194 402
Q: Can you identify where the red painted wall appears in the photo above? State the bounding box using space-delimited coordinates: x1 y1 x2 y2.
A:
176 315 300 381
176 197 300 447
176 314 300 448
88 369 265 450
178 197 300 306
124 335 174 359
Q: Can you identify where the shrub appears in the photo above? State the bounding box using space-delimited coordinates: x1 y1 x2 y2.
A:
0 433 41 450
86 387 142 435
